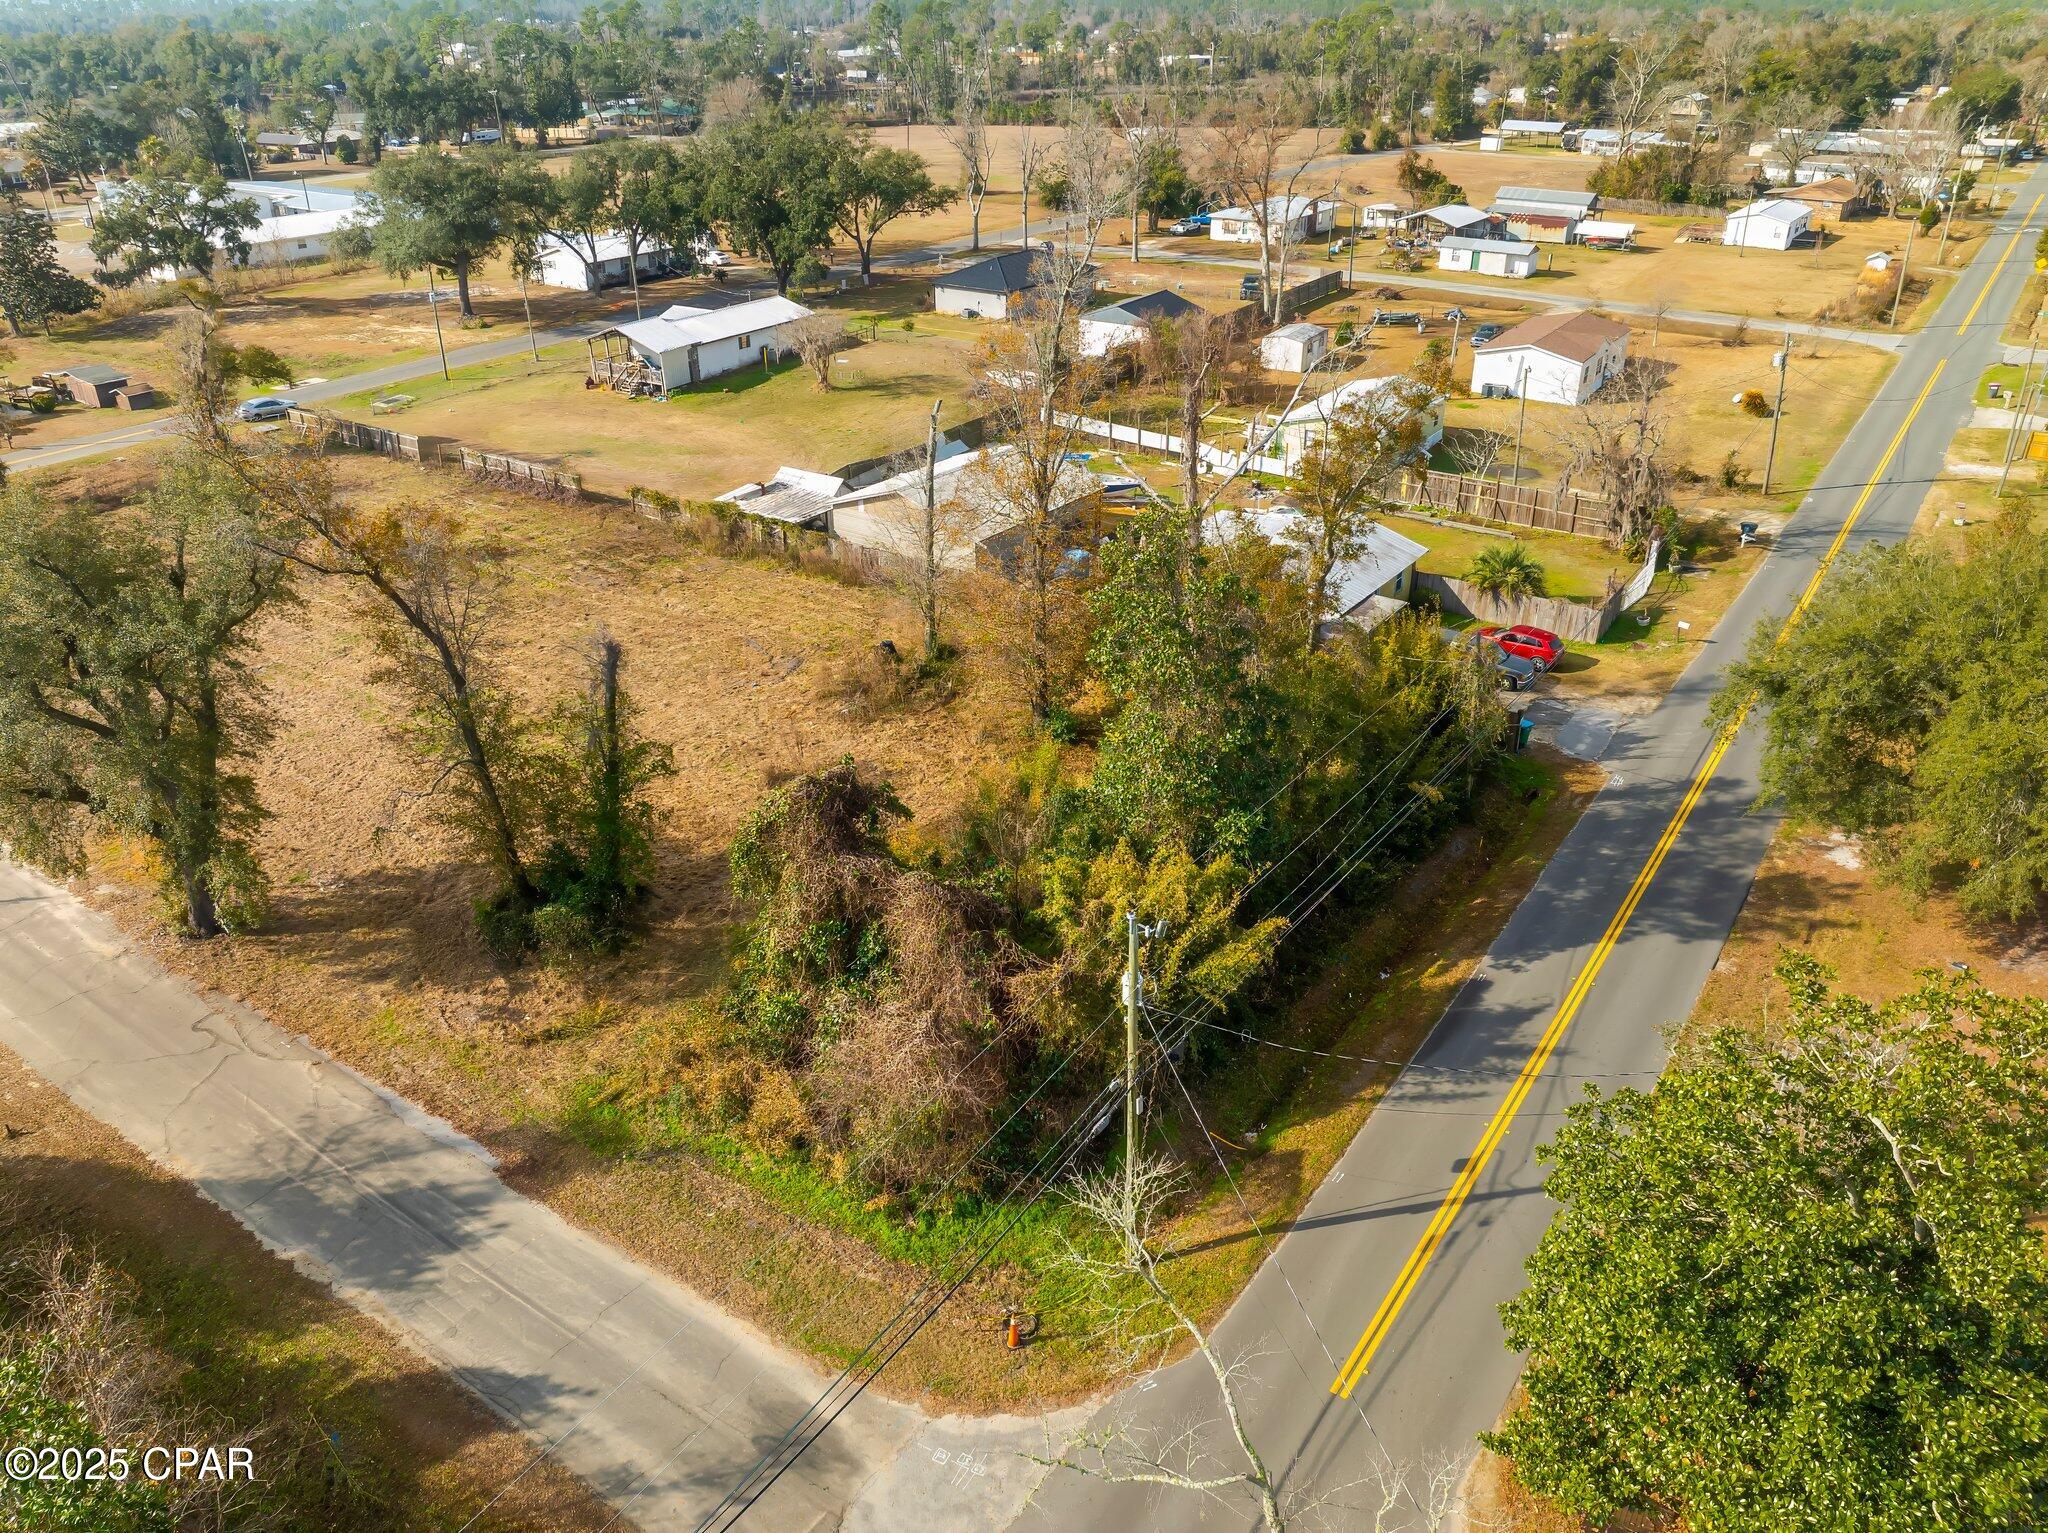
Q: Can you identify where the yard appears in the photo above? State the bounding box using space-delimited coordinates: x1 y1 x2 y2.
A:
329 281 990 499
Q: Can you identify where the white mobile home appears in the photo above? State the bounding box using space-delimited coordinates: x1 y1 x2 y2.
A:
599 295 814 391
527 232 676 293
1209 195 1337 245
1722 198 1812 251
1469 310 1630 406
1266 376 1445 472
1260 322 1330 374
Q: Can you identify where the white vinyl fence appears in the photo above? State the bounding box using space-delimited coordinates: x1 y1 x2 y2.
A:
1053 411 1287 478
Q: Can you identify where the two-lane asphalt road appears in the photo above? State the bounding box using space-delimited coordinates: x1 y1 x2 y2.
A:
1012 168 2048 1529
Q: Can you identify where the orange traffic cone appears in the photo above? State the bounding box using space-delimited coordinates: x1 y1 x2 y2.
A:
1005 1313 1023 1350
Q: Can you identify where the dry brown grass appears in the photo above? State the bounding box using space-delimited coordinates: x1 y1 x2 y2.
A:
0 1043 613 1531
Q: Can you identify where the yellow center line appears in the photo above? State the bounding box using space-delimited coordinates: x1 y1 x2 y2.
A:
1958 191 2043 332
1332 350 1952 1400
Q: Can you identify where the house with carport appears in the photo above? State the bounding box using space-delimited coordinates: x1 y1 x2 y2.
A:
587 295 814 393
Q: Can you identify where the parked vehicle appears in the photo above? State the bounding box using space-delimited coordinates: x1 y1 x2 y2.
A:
1371 308 1424 331
691 237 734 269
1470 322 1504 344
1478 624 1564 671
233 396 296 422
1168 212 1211 235
1443 627 1539 690
1239 273 1262 300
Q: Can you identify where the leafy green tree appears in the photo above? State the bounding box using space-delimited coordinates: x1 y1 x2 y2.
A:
1463 543 1547 600
1948 63 2022 129
1088 506 1280 858
1713 516 2048 920
608 138 702 316
0 202 101 336
87 141 258 287
1491 954 2048 1532
830 140 956 283
0 456 292 936
368 145 547 316
692 110 843 294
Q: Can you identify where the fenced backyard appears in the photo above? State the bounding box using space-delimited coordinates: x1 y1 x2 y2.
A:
1404 468 1618 539
282 407 581 498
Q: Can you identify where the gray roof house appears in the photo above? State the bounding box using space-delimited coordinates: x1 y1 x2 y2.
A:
932 248 1094 320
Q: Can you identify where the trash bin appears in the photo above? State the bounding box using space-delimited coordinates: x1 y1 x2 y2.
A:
1516 716 1535 752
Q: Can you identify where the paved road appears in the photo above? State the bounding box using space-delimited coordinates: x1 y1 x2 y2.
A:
1010 166 2048 1532
0 856 1086 1531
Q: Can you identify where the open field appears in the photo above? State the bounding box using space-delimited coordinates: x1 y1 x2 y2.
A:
0 1041 612 1532
329 280 989 499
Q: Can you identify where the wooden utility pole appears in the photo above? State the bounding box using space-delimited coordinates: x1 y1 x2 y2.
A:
1934 166 1964 270
1762 328 1791 497
426 270 450 379
1511 361 1529 482
1999 331 2040 495
1123 910 1141 1211
920 399 942 662
1889 213 1918 329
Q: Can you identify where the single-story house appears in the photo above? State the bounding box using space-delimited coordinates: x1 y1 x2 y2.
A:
1437 235 1540 279
1722 198 1812 251
1574 218 1638 249
223 178 363 218
932 248 1083 320
1078 288 1202 357
597 294 814 390
1407 203 1500 240
48 363 130 408
1208 507 1429 631
1469 310 1630 406
1356 202 1406 231
715 466 847 529
1569 127 1672 156
254 130 318 159
1260 322 1329 374
825 447 1105 574
1782 176 1864 222
1208 195 1338 245
240 206 370 266
1265 376 1445 472
527 231 676 293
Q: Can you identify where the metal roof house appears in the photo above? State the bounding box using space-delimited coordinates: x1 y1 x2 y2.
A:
48 363 130 408
1437 234 1541 278
1722 198 1813 251
589 295 814 392
1207 507 1429 632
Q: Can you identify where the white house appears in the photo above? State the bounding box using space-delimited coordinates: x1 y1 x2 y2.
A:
527 232 676 293
1722 198 1812 251
603 295 814 390
1208 507 1428 631
1078 289 1202 357
1266 376 1445 472
1437 235 1540 278
1469 310 1630 406
240 206 370 266
1260 322 1329 373
1356 202 1406 230
1574 218 1637 249
1208 195 1337 245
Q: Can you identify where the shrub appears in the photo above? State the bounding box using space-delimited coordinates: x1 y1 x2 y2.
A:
1738 388 1771 417
1464 542 1548 599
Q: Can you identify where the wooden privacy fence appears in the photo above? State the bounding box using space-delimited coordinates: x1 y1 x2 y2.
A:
284 408 425 463
1274 268 1347 318
1404 469 1617 540
1054 411 1288 477
1417 537 1659 643
455 447 582 498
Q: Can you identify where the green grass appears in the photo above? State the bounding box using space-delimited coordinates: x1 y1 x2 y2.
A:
1978 363 2037 407
1393 514 1635 602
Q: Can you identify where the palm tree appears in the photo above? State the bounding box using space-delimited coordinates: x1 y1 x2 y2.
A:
1465 542 1547 600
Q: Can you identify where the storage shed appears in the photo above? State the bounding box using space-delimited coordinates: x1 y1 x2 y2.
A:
1437 235 1540 278
1260 322 1330 374
49 363 130 408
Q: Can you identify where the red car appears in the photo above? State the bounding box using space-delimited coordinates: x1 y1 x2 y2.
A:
1477 625 1564 672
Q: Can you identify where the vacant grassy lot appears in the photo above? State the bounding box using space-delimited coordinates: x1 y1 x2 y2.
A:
0 1043 611 1532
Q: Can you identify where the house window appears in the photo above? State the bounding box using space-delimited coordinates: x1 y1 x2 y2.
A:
738 333 752 348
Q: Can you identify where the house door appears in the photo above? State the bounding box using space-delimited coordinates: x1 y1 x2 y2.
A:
687 346 701 386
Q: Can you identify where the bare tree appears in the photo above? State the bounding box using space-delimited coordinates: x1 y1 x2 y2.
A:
1549 358 1672 550
941 54 998 252
1699 21 1758 131
786 312 844 389
1017 126 1044 247
1608 35 1683 154
1284 378 1436 649
1443 425 1509 481
1204 85 1326 324
1761 92 1837 187
1147 306 1256 539
869 401 979 665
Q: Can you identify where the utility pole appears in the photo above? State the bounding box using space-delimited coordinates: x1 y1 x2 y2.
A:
1888 210 1918 329
1121 910 1159 1209
1999 329 2040 495
425 269 450 380
1511 361 1528 483
1934 165 1964 270
1762 328 1790 497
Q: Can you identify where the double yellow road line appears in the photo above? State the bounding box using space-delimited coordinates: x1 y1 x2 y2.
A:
1328 191 2048 1399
